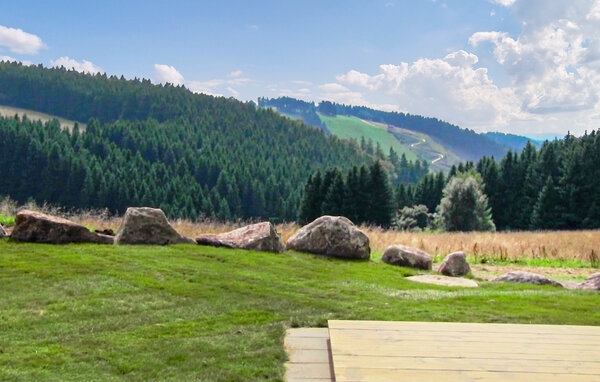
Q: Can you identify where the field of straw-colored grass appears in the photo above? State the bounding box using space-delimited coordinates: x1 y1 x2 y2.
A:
1 198 598 265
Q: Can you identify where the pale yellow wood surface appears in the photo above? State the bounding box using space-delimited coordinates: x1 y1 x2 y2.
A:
284 328 334 382
329 320 600 381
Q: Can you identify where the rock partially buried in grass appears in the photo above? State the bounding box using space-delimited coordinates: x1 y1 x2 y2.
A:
576 273 600 290
438 251 471 276
407 274 479 288
10 210 114 244
286 216 370 260
115 207 195 245
196 222 285 253
493 271 563 287
382 245 433 270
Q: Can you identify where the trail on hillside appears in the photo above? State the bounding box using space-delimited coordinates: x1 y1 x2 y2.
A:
411 138 426 148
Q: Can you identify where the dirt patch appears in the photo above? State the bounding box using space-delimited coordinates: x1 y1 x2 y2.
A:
407 275 479 288
471 264 597 282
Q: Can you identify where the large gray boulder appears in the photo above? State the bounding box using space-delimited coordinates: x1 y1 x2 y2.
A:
115 207 195 245
438 251 471 276
576 273 600 290
382 245 433 270
493 271 563 287
286 216 370 260
196 222 285 253
0 224 7 239
10 210 114 244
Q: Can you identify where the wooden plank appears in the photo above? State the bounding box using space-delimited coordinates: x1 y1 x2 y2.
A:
284 328 334 382
328 320 600 335
285 363 333 379
334 368 600 382
286 328 330 338
284 336 329 351
328 320 600 381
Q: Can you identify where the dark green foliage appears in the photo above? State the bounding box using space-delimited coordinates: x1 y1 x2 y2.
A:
0 62 374 220
435 172 495 232
392 204 431 231
299 162 394 227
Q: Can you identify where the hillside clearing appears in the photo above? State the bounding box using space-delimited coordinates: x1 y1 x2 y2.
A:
0 240 598 381
318 113 417 161
0 104 86 131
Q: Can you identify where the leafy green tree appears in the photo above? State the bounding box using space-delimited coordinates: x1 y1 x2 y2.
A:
435 172 495 232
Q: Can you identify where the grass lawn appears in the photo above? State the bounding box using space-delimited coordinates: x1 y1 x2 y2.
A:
1 240 599 381
318 113 417 161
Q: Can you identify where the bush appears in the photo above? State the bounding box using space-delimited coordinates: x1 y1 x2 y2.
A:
435 172 495 232
392 204 431 231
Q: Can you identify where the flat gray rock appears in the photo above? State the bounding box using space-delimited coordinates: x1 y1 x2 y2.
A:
407 274 479 288
493 271 563 287
196 222 285 253
10 210 113 244
382 245 432 270
576 272 600 290
115 207 195 245
287 216 370 260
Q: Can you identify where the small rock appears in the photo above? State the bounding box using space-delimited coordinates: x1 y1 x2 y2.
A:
493 271 563 287
438 251 471 276
576 273 600 290
10 210 113 244
407 275 479 288
0 225 7 239
382 245 432 270
94 228 115 236
286 216 370 260
196 222 285 253
115 207 195 245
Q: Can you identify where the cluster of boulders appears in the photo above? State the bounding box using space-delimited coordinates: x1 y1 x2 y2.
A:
2 210 598 291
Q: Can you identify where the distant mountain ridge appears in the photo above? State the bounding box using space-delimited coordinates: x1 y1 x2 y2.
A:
260 97 525 163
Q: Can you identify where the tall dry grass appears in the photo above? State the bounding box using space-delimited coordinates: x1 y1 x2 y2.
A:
2 197 598 265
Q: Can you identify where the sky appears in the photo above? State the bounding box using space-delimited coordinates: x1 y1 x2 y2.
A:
1 0 599 136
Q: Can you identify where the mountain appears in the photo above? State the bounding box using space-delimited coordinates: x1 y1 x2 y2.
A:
484 132 543 152
260 97 517 169
0 62 377 221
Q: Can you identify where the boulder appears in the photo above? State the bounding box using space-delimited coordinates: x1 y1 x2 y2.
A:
382 245 432 270
10 210 114 244
196 222 285 253
0 224 7 239
438 251 471 276
286 216 370 260
407 275 479 288
576 273 600 290
493 271 563 287
114 207 195 245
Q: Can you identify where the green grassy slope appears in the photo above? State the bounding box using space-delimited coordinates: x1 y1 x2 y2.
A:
0 104 86 131
1 241 598 381
318 113 418 161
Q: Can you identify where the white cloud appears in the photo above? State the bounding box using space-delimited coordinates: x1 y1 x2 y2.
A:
318 83 350 92
153 64 184 85
0 25 45 54
226 87 240 98
51 56 103 74
229 70 243 77
489 0 515 6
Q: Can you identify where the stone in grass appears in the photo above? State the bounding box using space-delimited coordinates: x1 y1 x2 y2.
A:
576 273 600 291
286 216 370 260
382 245 433 270
0 224 7 238
407 274 479 288
115 207 195 245
10 210 114 244
196 222 285 253
438 251 471 277
493 271 563 287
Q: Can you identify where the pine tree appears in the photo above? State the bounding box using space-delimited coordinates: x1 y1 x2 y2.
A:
367 161 393 227
531 176 563 229
322 169 346 216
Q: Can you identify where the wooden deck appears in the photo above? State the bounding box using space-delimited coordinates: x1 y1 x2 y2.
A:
327 320 600 381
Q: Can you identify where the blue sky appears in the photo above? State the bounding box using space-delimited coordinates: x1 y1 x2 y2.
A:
1 0 599 135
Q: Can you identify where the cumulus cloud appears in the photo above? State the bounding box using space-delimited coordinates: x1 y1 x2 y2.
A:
153 64 184 85
229 70 243 77
51 56 103 74
489 0 515 6
0 25 45 54
329 1 600 134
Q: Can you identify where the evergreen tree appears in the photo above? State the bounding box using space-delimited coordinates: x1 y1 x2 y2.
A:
367 161 393 227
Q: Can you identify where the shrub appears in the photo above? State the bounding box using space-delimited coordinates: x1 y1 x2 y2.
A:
392 204 431 231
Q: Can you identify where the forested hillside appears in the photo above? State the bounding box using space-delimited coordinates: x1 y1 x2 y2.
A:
0 62 377 220
259 97 509 161
398 132 600 230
